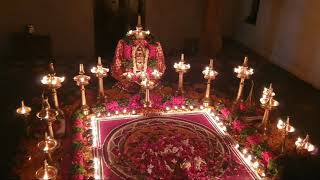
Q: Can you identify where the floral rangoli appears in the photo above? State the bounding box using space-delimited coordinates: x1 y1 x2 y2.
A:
103 117 231 179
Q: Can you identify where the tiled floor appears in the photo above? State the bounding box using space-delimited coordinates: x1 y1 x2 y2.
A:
1 39 320 179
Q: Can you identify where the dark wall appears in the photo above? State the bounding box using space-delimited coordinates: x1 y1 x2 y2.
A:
0 0 95 61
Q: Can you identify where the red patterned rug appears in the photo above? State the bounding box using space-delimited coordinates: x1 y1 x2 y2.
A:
96 113 256 180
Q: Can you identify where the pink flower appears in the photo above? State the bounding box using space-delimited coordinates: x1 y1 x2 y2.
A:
129 94 141 103
232 120 246 132
220 108 231 119
73 150 84 164
128 94 142 110
239 102 246 111
246 134 262 146
128 101 142 110
105 101 120 112
71 174 84 180
74 119 83 128
150 94 162 108
261 151 273 165
73 132 83 141
123 44 132 59
171 96 185 106
146 68 153 76
148 45 157 58
162 101 172 108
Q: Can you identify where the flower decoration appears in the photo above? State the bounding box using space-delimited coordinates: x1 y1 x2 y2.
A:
246 134 262 146
105 101 120 112
220 108 231 119
171 96 185 107
232 119 247 132
261 151 273 165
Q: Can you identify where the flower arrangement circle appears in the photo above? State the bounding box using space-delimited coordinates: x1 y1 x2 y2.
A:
103 117 231 179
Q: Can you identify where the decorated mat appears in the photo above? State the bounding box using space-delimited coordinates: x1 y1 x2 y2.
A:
97 113 256 180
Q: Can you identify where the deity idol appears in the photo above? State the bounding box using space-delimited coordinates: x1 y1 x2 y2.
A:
111 16 166 93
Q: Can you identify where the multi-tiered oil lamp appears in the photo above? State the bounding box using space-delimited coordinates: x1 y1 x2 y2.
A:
260 84 279 135
126 15 150 39
35 160 58 180
295 135 316 154
41 63 65 110
16 100 32 116
74 64 91 115
37 98 57 138
37 132 58 161
91 57 109 101
202 59 218 107
234 57 254 102
277 117 295 153
174 53 190 95
141 78 155 108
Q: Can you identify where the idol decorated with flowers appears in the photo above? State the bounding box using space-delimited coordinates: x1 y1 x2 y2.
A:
111 16 166 93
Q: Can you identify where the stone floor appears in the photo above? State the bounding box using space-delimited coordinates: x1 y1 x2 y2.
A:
1 39 320 179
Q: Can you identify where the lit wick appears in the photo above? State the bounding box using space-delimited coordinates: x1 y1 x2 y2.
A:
174 53 190 96
91 57 109 101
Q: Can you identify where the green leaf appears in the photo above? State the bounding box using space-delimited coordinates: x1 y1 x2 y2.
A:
148 59 157 68
72 127 83 133
118 98 129 106
72 141 84 150
240 128 256 139
71 164 86 174
268 160 279 176
121 60 133 69
72 110 85 119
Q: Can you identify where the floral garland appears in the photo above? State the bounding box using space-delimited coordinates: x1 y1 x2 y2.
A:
214 101 279 176
70 110 94 180
99 93 198 115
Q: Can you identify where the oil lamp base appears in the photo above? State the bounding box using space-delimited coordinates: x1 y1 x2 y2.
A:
97 94 107 103
35 165 58 180
143 101 152 108
175 89 185 96
202 97 210 107
81 105 90 115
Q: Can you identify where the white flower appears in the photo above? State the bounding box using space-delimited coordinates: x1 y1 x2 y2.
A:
172 147 179 153
171 159 177 164
147 164 154 174
165 161 174 172
180 161 192 170
182 139 189 146
190 146 195 154
141 152 145 159
194 156 206 170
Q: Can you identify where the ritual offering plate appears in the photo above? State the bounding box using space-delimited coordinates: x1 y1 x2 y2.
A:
103 117 231 179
